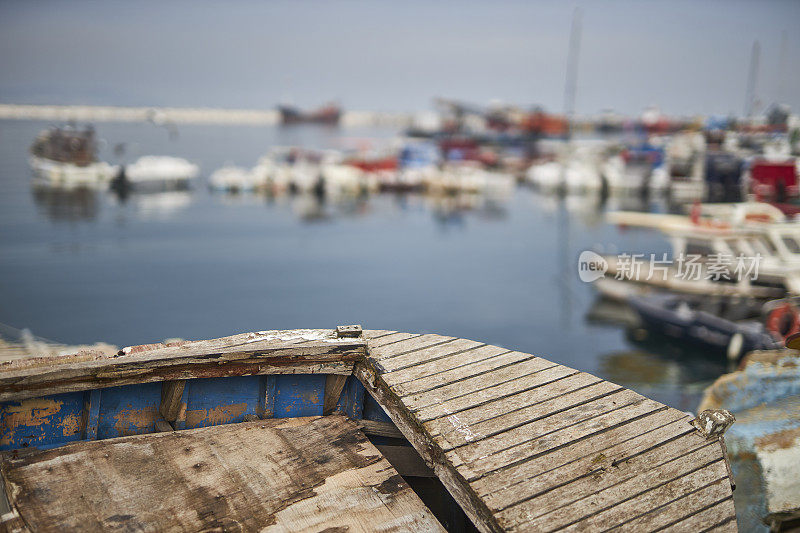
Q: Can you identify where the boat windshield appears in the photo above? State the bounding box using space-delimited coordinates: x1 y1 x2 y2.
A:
686 240 714 257
781 235 800 254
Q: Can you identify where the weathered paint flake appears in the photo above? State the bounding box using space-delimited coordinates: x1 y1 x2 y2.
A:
185 403 248 428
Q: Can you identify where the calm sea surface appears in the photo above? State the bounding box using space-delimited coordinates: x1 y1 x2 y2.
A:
0 120 725 411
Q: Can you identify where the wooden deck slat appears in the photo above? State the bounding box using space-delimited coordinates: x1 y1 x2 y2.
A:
476 411 692 505
380 343 504 384
368 333 450 357
449 397 666 481
405 357 564 417
361 329 396 340
424 373 612 447
497 436 720 529
390 349 527 397
364 331 419 348
610 493 736 532
556 462 729 533
377 338 484 374
1 416 445 533
444 388 643 459
701 516 739 533
357 333 737 533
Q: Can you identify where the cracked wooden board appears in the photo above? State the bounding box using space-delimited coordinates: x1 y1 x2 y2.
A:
358 332 738 533
0 415 444 533
0 329 366 402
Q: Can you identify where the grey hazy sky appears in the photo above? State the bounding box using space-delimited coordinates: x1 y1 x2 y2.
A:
1 0 798 116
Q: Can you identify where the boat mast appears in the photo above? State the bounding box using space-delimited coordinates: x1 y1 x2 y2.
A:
744 40 760 118
778 30 788 104
564 7 582 137
556 7 582 327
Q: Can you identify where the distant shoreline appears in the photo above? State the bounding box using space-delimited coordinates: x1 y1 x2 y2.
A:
0 104 415 127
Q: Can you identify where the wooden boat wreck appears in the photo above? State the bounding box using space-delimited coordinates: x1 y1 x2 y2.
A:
0 326 738 532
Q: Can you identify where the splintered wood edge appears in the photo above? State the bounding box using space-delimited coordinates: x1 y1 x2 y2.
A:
0 329 368 402
353 361 502 533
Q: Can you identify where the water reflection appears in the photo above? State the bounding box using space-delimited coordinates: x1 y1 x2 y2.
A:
119 191 193 220
31 183 101 223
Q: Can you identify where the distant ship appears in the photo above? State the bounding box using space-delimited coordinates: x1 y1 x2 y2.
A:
277 102 341 125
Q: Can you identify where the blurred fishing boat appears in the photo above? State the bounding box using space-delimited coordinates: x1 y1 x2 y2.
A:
704 151 744 203
208 165 259 193
526 159 602 193
29 125 117 186
604 203 800 297
627 292 780 361
278 102 341 125
423 163 515 197
663 132 706 201
747 158 799 203
602 142 668 192
112 156 198 192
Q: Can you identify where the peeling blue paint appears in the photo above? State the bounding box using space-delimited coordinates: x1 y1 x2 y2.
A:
273 374 326 417
1 373 373 451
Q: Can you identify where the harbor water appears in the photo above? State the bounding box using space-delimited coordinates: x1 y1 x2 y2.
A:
0 120 726 412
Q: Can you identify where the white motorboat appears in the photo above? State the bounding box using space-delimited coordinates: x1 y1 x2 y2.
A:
208 165 260 193
124 156 199 186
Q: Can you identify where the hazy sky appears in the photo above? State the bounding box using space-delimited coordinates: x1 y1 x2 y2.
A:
1 0 798 116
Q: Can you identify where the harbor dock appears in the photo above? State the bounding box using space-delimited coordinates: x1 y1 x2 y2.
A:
0 327 737 532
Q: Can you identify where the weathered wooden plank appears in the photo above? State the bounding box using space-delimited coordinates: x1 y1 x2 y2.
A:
258 375 277 419
368 334 454 360
442 387 640 459
476 410 691 505
556 462 730 533
497 437 721 529
361 329 396 340
353 362 503 533
153 419 173 432
366 332 422 349
0 507 28 533
390 348 528 398
609 492 735 532
159 380 186 421
381 344 508 386
323 374 349 415
423 372 609 446
376 338 484 374
0 331 361 402
407 359 568 420
357 419 405 439
701 516 739 533
1 416 445 533
355 332 737 533
82 389 101 440
449 396 666 481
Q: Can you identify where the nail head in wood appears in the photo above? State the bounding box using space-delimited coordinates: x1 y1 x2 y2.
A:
336 325 362 338
691 409 735 439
